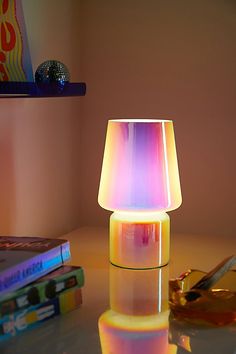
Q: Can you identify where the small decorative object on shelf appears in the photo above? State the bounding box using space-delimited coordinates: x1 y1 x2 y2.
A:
35 60 70 94
169 255 236 326
0 1 86 98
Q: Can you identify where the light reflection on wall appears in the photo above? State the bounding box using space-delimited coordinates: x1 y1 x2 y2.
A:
98 265 177 354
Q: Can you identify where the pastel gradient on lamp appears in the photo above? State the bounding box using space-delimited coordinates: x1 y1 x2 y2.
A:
98 119 181 212
98 119 182 268
110 211 170 268
99 311 169 354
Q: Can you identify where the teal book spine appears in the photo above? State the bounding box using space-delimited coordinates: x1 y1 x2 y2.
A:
0 286 82 341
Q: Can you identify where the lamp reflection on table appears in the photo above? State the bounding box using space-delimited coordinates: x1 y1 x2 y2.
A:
98 264 236 354
98 265 176 354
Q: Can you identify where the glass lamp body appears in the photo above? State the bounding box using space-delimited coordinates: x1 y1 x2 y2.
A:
98 119 182 269
110 211 170 269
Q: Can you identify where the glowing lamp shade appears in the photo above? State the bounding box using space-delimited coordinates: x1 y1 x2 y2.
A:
98 119 181 211
98 119 182 269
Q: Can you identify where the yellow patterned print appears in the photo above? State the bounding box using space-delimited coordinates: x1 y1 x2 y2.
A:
0 0 26 81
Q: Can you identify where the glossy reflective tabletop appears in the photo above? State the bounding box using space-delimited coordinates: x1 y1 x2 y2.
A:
1 227 236 354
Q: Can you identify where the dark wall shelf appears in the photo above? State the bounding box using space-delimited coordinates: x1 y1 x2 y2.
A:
0 82 86 98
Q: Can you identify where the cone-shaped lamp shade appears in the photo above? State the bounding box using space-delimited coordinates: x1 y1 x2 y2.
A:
98 119 182 212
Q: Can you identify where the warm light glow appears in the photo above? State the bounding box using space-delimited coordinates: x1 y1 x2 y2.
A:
110 211 170 269
111 210 169 222
98 119 182 212
99 310 169 330
110 119 172 123
161 121 171 207
99 310 169 354
98 263 170 353
109 264 169 316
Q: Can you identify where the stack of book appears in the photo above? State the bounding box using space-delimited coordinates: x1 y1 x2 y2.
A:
0 236 84 341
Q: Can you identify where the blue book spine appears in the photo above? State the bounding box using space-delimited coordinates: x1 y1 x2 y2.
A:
0 298 60 340
0 287 82 341
0 242 71 297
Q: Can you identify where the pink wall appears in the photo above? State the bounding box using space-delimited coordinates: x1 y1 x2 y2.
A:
79 0 236 237
0 0 235 238
0 0 82 236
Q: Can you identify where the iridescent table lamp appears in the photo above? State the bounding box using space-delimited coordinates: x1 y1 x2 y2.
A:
98 119 182 269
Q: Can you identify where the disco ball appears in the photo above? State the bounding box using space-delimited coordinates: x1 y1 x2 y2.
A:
35 60 70 94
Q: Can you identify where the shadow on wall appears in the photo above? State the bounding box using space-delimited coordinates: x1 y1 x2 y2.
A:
0 98 82 237
0 110 16 234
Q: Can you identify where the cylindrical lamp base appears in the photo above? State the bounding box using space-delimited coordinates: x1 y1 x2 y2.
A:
110 211 170 269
